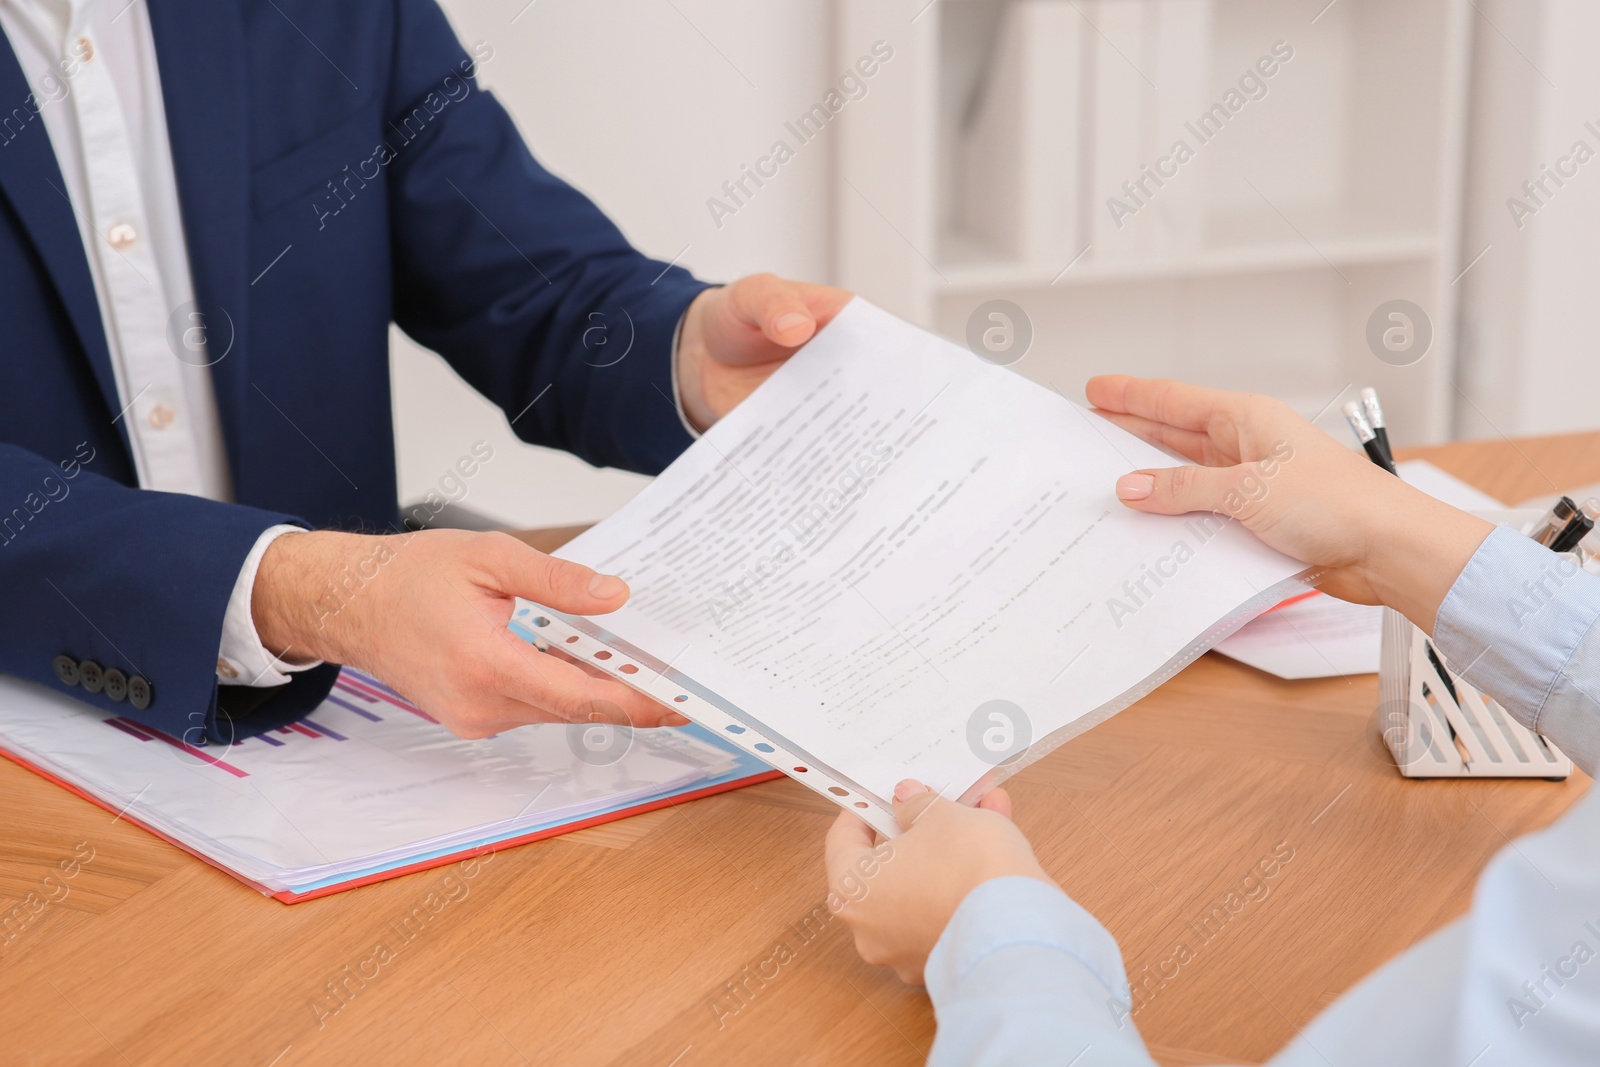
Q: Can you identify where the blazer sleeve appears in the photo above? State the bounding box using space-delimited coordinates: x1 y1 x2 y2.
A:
383 0 714 477
0 442 340 743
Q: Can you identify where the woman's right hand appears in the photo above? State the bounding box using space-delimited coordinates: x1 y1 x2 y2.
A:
1086 375 1494 633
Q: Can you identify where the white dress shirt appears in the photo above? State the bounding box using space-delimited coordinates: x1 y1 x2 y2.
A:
926 526 1600 1066
0 0 310 687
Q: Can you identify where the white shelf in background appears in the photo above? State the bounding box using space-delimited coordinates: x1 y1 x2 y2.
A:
837 0 1474 443
938 229 1440 291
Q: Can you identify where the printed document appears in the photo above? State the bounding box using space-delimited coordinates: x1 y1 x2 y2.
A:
545 300 1308 812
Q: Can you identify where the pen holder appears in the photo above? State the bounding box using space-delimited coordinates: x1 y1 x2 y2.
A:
1377 609 1571 778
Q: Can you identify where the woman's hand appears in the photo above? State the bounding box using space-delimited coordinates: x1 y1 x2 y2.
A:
825 780 1053 985
1087 375 1494 632
824 379 1500 983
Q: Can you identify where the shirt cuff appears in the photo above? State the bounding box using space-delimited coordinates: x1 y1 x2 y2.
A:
926 876 1132 1014
218 524 325 687
1432 525 1600 773
670 289 717 441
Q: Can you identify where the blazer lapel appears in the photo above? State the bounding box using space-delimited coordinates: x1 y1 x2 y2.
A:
146 0 251 468
0 27 125 429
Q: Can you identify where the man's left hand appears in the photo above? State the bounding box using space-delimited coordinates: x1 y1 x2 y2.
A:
676 273 853 432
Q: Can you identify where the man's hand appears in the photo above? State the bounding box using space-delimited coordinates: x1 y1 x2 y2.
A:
826 780 1052 985
676 273 853 432
1087 375 1495 632
251 529 688 738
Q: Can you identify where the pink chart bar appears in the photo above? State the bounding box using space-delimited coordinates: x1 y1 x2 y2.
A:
109 718 250 778
336 674 437 723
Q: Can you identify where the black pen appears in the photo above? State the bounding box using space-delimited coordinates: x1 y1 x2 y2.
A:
1424 643 1463 706
1360 388 1393 467
1341 395 1461 705
1530 496 1579 548
1342 401 1397 475
1581 499 1600 558
1550 512 1595 555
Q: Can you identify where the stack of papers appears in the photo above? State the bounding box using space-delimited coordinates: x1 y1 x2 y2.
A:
1209 592 1387 680
0 668 773 900
517 299 1312 834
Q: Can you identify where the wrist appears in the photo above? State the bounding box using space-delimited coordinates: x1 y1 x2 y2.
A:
1361 485 1495 634
968 857 1055 902
675 288 716 433
252 529 377 666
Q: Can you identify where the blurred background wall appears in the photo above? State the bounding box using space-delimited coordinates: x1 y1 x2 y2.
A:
393 0 1600 529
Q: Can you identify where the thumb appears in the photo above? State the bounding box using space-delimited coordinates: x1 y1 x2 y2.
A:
481 534 631 615
1115 465 1234 517
736 273 816 348
825 808 877 873
891 779 941 831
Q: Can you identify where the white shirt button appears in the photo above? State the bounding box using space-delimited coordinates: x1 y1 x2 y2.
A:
147 402 176 430
76 36 93 62
107 221 137 249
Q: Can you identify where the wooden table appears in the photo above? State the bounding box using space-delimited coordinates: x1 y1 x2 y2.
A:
2 432 1596 1066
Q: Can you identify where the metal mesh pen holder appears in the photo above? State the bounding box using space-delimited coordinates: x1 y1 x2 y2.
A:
1377 609 1572 779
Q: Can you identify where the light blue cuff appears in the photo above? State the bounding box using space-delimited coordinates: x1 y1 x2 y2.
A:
1432 525 1600 773
925 876 1131 1011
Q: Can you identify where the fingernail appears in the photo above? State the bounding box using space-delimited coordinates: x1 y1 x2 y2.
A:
1116 473 1155 501
773 311 810 336
665 713 691 727
587 573 628 599
893 779 930 802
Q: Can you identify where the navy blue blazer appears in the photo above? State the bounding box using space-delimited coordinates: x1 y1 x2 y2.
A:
0 0 708 743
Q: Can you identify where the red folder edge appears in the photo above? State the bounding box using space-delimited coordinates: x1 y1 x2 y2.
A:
0 745 780 904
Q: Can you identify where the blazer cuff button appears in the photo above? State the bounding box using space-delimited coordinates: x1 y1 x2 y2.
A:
53 655 80 687
78 659 104 693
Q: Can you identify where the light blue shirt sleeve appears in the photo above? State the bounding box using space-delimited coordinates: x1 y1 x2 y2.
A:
927 525 1600 1066
1431 525 1600 775
924 877 1154 1067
